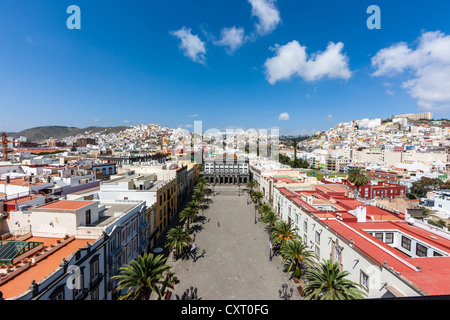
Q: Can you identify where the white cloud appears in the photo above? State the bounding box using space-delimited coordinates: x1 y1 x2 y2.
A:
327 114 333 122
278 112 290 121
123 120 130 123
371 30 450 111
170 27 206 64
248 0 281 36
264 40 352 84
187 114 198 118
214 26 246 54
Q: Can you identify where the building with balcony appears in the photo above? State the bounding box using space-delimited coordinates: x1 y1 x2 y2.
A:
272 183 450 298
0 198 146 300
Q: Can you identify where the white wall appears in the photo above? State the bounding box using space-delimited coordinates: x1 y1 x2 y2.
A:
273 187 422 298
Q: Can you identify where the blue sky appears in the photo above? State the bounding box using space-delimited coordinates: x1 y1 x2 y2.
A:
1 0 450 135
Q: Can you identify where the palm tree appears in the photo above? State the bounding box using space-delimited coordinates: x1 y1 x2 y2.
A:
271 220 300 246
303 259 367 300
187 200 201 215
252 191 264 206
165 226 193 259
347 167 370 196
246 179 257 193
197 177 209 186
261 210 279 232
112 253 172 300
179 207 197 232
259 203 272 218
193 189 205 204
280 240 314 280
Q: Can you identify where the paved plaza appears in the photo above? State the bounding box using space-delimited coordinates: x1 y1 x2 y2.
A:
165 185 302 300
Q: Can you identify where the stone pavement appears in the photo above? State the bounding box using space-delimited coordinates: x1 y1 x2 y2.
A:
166 185 302 300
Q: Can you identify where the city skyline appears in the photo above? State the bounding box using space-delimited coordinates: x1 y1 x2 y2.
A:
1 1 450 134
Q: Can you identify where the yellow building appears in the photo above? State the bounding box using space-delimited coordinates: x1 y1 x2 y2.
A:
155 178 177 240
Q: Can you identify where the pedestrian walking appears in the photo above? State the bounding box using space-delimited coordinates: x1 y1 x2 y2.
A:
217 222 220 227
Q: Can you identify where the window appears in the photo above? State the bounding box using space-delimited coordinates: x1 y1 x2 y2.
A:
315 231 321 244
303 221 308 231
334 247 340 260
121 230 126 244
401 236 411 251
416 243 427 257
303 234 307 245
360 271 369 290
90 259 99 281
385 233 394 244
91 287 99 300
375 233 383 241
73 272 84 299
315 246 320 260
434 251 443 257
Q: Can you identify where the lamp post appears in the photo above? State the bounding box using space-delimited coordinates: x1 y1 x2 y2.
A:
279 283 293 300
269 240 273 261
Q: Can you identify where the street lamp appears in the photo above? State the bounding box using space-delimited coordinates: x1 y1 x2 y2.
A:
279 283 293 300
269 241 273 261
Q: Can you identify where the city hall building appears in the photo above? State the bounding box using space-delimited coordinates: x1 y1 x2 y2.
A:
203 154 249 184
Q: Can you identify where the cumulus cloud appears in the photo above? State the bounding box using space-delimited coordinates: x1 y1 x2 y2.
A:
214 26 246 54
248 0 281 36
170 27 206 64
264 40 352 84
371 30 450 110
278 112 290 120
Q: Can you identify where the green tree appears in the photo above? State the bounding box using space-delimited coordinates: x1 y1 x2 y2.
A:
261 210 279 232
252 191 264 206
112 253 172 300
246 179 257 192
165 226 193 259
193 189 205 204
347 167 370 195
179 207 197 232
303 259 367 300
187 201 201 215
259 203 272 218
411 177 443 198
271 220 300 246
280 239 314 280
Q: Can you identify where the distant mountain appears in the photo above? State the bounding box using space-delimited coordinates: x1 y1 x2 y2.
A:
7 125 130 142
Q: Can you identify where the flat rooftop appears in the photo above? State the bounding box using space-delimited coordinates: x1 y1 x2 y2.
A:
36 200 95 211
92 201 142 227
